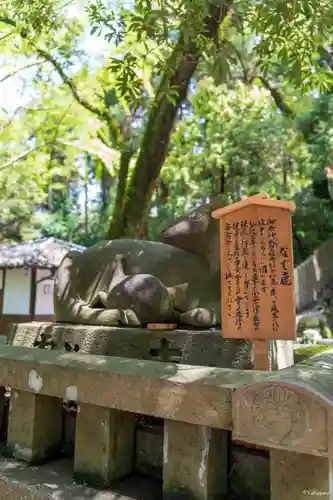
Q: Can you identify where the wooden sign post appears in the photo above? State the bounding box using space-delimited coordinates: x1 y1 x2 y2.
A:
212 193 296 370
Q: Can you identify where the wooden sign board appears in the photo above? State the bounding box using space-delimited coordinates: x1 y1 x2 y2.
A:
212 194 296 342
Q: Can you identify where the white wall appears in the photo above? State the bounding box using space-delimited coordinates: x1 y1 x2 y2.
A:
3 268 31 315
35 269 54 316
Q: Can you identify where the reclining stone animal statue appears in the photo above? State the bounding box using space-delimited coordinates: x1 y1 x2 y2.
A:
54 198 224 328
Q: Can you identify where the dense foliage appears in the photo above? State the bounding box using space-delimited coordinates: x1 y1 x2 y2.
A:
1 0 333 262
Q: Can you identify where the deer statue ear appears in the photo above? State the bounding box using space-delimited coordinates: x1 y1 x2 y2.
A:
161 198 224 237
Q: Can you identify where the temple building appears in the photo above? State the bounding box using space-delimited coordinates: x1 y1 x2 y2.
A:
0 237 84 334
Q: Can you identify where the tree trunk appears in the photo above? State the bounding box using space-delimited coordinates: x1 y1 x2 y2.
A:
84 155 89 234
118 2 231 237
220 165 226 194
100 162 114 225
107 150 133 238
100 167 109 209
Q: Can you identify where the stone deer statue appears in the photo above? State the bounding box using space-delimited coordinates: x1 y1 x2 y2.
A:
54 198 225 328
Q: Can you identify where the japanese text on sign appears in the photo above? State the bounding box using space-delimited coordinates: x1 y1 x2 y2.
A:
224 218 292 333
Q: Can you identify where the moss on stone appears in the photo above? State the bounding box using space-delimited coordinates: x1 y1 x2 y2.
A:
294 345 333 363
295 345 333 356
297 315 332 339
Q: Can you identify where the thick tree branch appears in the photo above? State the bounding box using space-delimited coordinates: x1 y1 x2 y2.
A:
258 76 295 119
120 2 229 237
45 103 72 172
317 46 333 71
35 47 123 146
0 15 104 117
35 48 105 119
0 17 16 27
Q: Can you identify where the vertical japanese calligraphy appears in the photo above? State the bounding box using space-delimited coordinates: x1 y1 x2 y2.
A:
213 195 296 342
241 221 250 322
224 223 233 319
221 209 294 340
267 221 279 333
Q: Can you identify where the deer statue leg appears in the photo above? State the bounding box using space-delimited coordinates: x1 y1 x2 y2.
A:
180 308 218 327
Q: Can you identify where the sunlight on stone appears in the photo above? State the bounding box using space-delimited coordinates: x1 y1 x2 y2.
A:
58 353 107 365
93 493 117 499
65 385 78 401
42 483 58 489
3 462 20 470
168 366 212 383
298 370 314 380
28 369 43 392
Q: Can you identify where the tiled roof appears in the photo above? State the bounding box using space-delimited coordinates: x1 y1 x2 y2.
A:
0 237 85 269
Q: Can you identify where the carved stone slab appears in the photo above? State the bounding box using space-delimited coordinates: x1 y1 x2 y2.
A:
232 382 328 456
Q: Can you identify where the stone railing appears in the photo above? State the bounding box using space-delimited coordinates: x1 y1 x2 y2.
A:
0 345 331 499
234 350 333 500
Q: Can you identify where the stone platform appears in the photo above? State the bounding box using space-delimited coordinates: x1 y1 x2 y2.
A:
8 322 293 370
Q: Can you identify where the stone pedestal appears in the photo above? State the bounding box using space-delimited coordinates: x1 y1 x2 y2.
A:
136 425 163 478
229 445 270 500
271 450 332 500
9 323 294 371
74 403 136 487
6 391 63 463
163 420 228 500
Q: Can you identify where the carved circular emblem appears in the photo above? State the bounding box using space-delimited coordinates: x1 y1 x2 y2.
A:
247 386 308 445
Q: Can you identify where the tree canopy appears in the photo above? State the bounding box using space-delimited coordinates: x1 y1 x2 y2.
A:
1 0 333 263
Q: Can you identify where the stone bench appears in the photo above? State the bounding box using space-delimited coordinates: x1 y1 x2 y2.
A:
233 349 333 499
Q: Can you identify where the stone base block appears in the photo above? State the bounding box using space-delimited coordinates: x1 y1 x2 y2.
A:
62 411 76 457
271 450 332 500
9 322 294 369
163 420 228 500
136 427 163 478
74 403 136 487
6 391 63 463
228 445 270 500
